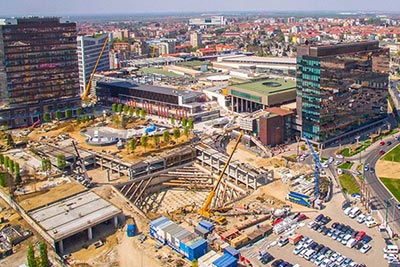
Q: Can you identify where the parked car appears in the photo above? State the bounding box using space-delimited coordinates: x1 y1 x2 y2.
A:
360 244 371 254
278 237 289 247
355 231 366 241
357 214 366 223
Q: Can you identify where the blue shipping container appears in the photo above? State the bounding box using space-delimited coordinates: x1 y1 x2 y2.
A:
223 246 240 259
188 238 208 261
199 220 215 231
127 224 136 237
212 254 238 267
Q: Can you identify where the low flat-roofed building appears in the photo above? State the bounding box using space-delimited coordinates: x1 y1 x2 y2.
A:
227 78 296 113
28 191 122 253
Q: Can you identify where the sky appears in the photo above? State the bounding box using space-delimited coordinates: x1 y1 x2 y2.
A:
1 0 400 16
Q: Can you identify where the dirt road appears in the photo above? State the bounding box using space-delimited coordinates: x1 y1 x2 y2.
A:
117 233 161 267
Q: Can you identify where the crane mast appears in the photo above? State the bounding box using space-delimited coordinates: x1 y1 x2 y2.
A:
199 132 243 221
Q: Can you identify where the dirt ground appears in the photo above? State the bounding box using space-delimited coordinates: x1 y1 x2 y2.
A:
376 160 400 179
17 180 86 211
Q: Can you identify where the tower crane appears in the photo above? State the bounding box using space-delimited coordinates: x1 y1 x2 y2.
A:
199 132 243 225
303 134 321 201
81 36 109 101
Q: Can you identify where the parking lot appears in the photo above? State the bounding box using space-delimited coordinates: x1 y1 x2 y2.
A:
239 189 389 266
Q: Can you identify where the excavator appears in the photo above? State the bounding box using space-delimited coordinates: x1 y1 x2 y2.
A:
81 36 109 101
198 132 243 225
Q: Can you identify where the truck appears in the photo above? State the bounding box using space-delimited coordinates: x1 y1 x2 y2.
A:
289 234 303 245
287 191 313 207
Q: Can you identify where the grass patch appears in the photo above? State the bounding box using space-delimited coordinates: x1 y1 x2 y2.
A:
141 67 183 78
340 148 351 157
321 157 328 162
338 161 354 170
339 173 360 195
380 177 400 201
382 144 400 162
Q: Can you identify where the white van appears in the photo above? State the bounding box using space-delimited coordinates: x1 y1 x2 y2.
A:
384 244 399 254
349 207 361 218
344 206 352 215
304 249 315 261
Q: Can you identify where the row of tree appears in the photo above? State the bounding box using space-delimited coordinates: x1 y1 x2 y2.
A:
111 103 147 119
129 128 189 153
27 241 49 267
0 153 21 185
43 108 83 122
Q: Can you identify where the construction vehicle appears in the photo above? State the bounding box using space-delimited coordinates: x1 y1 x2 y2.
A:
199 132 243 225
81 36 109 101
174 203 196 215
71 141 91 182
151 46 157 58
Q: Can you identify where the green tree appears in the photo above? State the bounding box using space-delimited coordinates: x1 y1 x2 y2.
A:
129 138 137 152
162 131 170 143
56 154 66 169
188 118 194 130
117 104 123 113
65 109 72 119
4 156 9 168
111 103 117 112
129 107 134 117
76 107 83 116
135 108 140 117
0 174 6 187
140 109 147 119
181 117 188 127
15 173 22 185
123 105 129 114
173 128 181 140
140 134 149 152
170 115 175 125
153 134 160 147
41 158 51 172
0 153 4 166
27 244 37 267
6 134 14 147
55 110 62 120
39 241 49 267
14 162 20 175
183 127 189 140
9 160 14 173
43 113 51 122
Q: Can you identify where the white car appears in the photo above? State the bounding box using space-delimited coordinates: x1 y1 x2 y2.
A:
357 214 366 223
334 160 342 166
337 168 343 175
384 253 398 260
336 154 344 159
344 206 352 215
308 221 317 228
360 244 371 254
320 258 331 267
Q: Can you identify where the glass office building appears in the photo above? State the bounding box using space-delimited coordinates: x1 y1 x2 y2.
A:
0 17 81 128
297 41 389 144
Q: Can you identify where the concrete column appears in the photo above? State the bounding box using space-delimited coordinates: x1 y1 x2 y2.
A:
235 168 238 185
240 98 244 112
106 169 110 182
58 240 64 254
88 227 93 240
113 216 118 228
100 158 103 170
246 173 249 189
109 162 113 173
117 165 121 176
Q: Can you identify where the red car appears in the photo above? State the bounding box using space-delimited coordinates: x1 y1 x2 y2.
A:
355 231 366 241
380 141 385 146
379 150 385 156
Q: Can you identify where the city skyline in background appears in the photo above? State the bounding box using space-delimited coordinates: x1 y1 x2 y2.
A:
2 0 400 16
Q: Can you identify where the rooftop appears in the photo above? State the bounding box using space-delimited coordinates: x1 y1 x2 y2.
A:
232 78 296 95
28 191 121 241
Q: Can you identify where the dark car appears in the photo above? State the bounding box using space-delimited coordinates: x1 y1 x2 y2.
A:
387 141 392 146
319 247 328 255
314 244 324 252
321 216 331 224
271 259 284 267
261 254 274 264
361 235 372 244
315 214 324 222
336 224 344 231
322 227 330 235
332 222 339 229
355 241 364 250
309 242 318 250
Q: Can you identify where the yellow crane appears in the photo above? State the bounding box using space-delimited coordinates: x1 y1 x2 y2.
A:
82 36 109 101
199 132 243 225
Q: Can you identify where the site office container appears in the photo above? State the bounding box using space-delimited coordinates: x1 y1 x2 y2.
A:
199 251 222 267
166 225 185 250
195 225 210 238
289 234 303 245
149 217 170 239
223 246 240 259
157 222 176 244
180 236 203 257
212 253 238 267
230 234 249 249
173 229 192 250
188 238 208 261
199 220 215 232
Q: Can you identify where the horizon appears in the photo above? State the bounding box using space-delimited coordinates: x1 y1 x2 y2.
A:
2 0 400 17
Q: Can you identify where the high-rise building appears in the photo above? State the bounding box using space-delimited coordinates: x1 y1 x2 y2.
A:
77 34 110 94
189 16 226 26
190 32 201 48
297 41 390 145
0 17 81 128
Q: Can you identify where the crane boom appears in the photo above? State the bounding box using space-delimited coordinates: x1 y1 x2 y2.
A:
303 135 321 200
82 36 109 101
199 132 243 219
